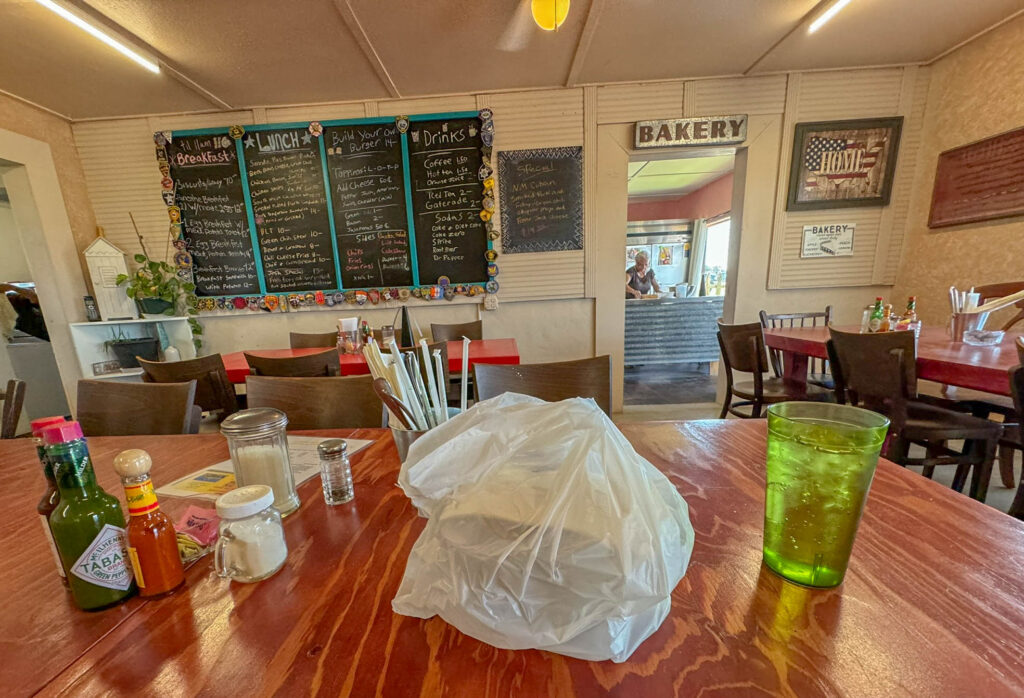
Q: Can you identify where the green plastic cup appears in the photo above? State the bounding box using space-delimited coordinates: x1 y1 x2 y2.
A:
763 402 889 588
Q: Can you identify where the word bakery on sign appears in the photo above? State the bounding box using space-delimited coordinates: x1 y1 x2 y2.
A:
801 222 855 258
635 115 748 148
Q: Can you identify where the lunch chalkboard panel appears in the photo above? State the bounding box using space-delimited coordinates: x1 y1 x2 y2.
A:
242 127 338 293
407 117 488 283
324 123 414 287
167 134 260 296
498 146 583 254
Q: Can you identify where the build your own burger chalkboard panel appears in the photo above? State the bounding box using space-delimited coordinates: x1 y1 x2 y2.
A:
158 109 493 299
497 146 583 254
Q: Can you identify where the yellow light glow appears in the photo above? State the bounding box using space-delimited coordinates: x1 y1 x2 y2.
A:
34 0 161 73
531 0 570 32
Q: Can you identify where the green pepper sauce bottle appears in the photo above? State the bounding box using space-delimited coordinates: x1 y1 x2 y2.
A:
45 421 136 610
32 416 69 588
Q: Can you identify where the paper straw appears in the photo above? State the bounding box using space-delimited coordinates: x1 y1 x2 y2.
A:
433 349 449 422
460 336 470 412
420 339 444 426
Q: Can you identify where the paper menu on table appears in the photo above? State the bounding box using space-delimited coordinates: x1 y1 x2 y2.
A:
156 436 373 501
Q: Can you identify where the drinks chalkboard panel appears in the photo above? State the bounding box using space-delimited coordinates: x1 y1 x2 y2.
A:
324 123 413 287
407 117 488 283
167 134 260 296
242 127 338 293
497 146 583 254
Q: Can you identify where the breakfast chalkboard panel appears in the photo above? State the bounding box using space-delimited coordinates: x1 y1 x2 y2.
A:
242 127 338 293
165 134 260 296
407 117 489 283
324 123 413 287
498 146 583 254
159 108 493 303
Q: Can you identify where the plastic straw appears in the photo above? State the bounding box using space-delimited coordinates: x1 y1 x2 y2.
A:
433 349 449 422
460 336 470 412
420 339 444 426
388 338 428 429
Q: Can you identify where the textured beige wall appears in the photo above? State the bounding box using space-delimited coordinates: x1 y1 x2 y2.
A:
894 15 1024 326
0 95 97 279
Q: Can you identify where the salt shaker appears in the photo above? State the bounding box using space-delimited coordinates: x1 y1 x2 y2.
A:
317 439 354 505
220 408 300 516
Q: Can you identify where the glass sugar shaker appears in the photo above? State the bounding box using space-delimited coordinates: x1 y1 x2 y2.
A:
214 485 288 583
317 439 354 505
220 408 300 516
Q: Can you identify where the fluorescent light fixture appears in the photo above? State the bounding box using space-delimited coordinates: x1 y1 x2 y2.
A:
808 0 854 34
33 0 160 73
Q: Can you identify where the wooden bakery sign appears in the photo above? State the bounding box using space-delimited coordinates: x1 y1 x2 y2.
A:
635 115 748 148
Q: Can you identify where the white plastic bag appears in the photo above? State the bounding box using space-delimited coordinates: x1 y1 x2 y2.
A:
392 393 694 662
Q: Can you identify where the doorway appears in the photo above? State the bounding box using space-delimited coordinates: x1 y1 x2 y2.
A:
622 151 734 407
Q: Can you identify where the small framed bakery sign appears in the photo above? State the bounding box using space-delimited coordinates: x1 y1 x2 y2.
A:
787 117 902 211
801 223 855 258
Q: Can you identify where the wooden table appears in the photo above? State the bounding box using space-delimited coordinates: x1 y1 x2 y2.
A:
221 338 520 384
7 422 1024 696
765 325 1020 396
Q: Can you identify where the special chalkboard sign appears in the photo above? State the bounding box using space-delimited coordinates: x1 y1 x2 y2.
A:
324 123 413 287
167 134 260 296
407 117 488 283
498 146 583 254
242 127 338 293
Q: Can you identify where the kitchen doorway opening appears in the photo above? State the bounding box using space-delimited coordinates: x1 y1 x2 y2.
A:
622 150 734 407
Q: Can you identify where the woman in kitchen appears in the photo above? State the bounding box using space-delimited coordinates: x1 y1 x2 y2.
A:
625 251 661 299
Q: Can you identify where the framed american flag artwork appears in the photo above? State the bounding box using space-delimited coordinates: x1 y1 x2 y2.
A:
786 117 903 211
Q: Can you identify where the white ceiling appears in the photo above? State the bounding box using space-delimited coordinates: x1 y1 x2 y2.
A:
628 155 734 198
0 0 1021 119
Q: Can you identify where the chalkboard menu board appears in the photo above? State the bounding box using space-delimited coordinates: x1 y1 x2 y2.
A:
167 134 260 296
407 118 488 283
324 123 413 287
242 127 338 292
161 109 491 299
498 146 583 254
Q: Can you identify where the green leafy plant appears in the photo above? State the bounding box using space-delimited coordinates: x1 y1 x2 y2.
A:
115 213 203 351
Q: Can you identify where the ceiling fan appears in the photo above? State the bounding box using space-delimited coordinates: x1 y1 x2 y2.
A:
497 0 570 52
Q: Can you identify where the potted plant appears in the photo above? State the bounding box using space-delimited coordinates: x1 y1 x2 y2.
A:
105 327 161 369
116 214 203 351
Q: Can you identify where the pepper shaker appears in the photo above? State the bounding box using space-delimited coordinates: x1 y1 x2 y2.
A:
317 439 354 505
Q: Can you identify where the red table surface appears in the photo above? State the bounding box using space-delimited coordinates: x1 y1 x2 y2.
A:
221 338 520 384
763 325 1019 396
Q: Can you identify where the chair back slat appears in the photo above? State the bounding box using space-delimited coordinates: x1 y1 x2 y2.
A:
246 375 383 429
759 306 832 376
0 379 26 439
77 379 199 436
245 349 339 377
717 321 768 375
138 354 238 417
474 356 611 415
289 331 338 349
828 328 916 413
430 321 483 342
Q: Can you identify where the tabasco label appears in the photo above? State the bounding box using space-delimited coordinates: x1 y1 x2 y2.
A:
124 479 160 516
71 524 133 591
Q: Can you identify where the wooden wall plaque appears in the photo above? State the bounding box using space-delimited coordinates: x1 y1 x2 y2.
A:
928 125 1024 228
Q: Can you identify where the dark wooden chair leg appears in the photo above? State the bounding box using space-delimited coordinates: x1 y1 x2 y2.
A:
885 436 910 465
967 438 997 502
750 399 763 419
1010 479 1024 520
951 465 970 493
998 443 1016 489
719 390 732 419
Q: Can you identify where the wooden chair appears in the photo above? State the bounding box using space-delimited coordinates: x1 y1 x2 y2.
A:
77 379 200 436
473 356 612 415
289 331 338 349
1008 363 1024 520
1 379 26 439
245 349 339 377
245 375 384 429
828 328 1001 502
138 354 238 419
430 320 483 342
759 306 833 387
977 281 1024 331
717 321 830 419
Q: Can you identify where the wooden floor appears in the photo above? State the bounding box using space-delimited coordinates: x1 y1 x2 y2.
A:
624 362 717 405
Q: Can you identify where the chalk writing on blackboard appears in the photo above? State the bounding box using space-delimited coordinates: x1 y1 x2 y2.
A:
242 128 338 292
168 134 260 296
324 123 413 287
498 146 583 254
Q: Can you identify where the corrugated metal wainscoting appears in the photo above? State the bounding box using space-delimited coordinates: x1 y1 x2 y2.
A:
624 296 724 365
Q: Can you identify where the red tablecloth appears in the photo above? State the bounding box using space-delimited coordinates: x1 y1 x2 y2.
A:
221 338 520 383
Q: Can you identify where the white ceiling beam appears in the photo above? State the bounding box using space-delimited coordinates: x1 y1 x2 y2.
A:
741 0 834 75
926 6 1024 64
566 0 606 86
66 0 233 112
331 0 402 99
